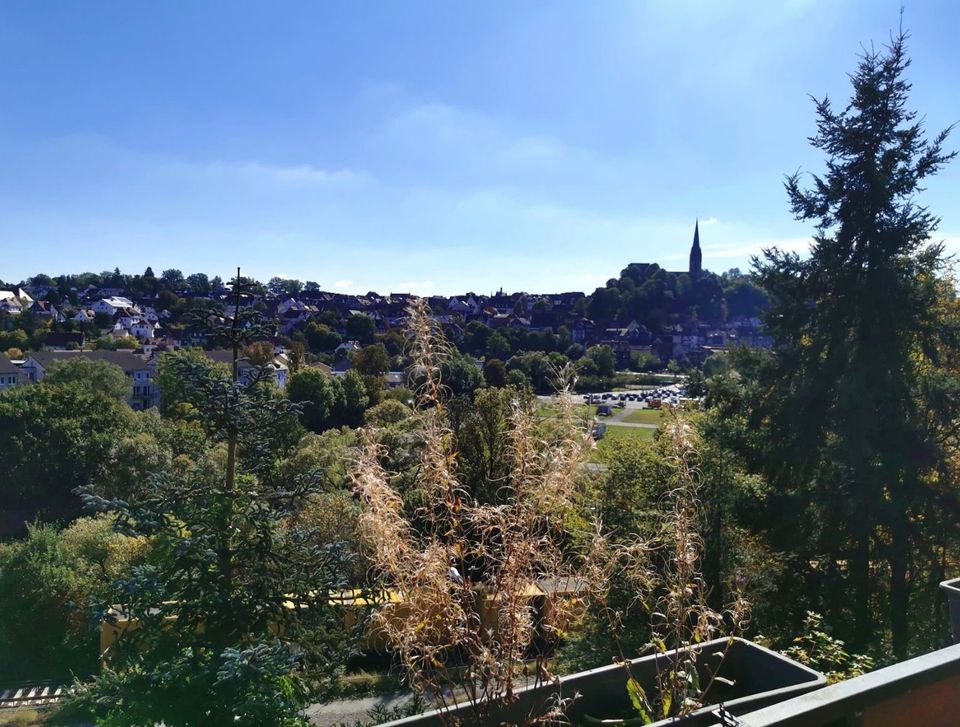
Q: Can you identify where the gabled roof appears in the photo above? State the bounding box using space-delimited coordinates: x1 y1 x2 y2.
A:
203 349 285 373
27 350 149 374
204 349 249 367
0 353 20 375
99 296 136 309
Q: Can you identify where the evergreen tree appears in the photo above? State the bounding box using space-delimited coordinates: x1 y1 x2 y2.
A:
749 32 958 657
76 270 351 725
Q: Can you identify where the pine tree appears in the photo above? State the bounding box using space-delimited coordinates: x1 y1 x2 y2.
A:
751 31 958 658
76 270 351 725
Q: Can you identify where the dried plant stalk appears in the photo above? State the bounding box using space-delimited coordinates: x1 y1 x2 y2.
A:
349 300 749 725
349 299 606 724
607 416 752 722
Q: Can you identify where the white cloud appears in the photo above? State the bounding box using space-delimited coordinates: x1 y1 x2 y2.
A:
333 279 353 289
395 280 435 293
159 159 371 189
500 135 566 162
369 94 612 192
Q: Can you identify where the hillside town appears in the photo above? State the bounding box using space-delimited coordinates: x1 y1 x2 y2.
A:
0 224 771 405
5 6 960 725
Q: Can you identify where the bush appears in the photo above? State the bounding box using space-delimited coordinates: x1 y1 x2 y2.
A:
61 514 151 584
783 612 874 684
364 399 413 427
0 517 150 682
68 643 310 727
0 525 98 681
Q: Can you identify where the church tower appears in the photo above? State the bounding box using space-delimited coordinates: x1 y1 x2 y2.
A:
689 219 702 276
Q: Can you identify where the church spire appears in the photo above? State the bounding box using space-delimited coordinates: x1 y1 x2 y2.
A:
689 219 702 275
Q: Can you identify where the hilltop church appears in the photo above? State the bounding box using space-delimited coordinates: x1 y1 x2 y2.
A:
688 220 702 276
631 220 704 277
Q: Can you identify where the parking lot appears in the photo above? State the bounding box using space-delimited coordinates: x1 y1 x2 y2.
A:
537 384 688 411
582 383 687 410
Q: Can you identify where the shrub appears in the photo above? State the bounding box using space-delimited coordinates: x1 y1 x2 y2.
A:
0 525 98 681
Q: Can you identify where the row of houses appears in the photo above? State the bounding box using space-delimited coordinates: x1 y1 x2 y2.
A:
5 281 773 368
595 316 773 366
0 349 293 409
1 288 65 322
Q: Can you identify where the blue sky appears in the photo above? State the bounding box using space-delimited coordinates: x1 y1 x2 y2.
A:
1 1 958 295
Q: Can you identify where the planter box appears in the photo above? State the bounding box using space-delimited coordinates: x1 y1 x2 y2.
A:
940 577 960 644
380 637 826 727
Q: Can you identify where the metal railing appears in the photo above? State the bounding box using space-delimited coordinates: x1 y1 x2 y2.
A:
736 641 960 726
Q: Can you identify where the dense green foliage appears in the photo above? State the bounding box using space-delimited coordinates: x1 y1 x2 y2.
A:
69 280 353 725
0 518 148 682
706 33 960 659
0 377 138 522
286 368 373 432
44 357 132 400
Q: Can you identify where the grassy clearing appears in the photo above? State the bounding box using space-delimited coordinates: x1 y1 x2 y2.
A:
0 708 53 726
621 409 665 425
335 668 403 699
592 424 656 461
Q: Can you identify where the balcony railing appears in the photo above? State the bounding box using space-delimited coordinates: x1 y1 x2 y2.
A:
735 641 960 726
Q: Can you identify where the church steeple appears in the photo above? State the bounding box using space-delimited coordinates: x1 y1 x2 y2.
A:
689 219 702 275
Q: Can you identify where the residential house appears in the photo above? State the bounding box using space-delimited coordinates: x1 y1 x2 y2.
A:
92 296 139 316
203 350 290 389
277 298 316 317
570 317 596 345
0 288 33 315
448 296 482 317
385 371 407 389
97 287 127 299
114 317 158 341
28 300 65 322
0 353 23 390
0 293 23 315
308 361 333 376
334 340 361 357
20 350 158 409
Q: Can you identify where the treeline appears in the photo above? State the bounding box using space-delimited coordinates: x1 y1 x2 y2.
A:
586 265 769 330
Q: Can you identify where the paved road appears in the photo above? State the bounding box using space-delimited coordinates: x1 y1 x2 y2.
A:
305 691 416 726
604 419 659 429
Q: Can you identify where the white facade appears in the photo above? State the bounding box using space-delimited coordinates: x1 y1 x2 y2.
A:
93 297 139 316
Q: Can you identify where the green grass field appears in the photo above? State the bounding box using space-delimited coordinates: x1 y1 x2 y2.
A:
592 424 656 461
620 409 665 425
